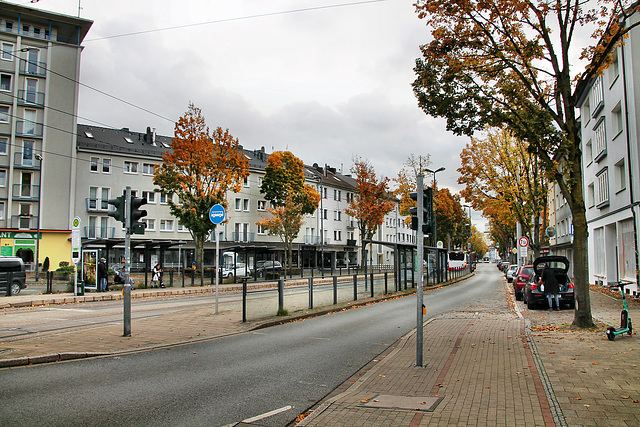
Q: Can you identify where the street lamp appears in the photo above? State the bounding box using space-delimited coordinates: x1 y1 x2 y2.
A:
462 204 472 251
35 153 43 282
425 167 444 282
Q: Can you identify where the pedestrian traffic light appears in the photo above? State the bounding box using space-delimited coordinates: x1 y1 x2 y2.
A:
107 195 126 225
410 188 433 233
130 196 148 235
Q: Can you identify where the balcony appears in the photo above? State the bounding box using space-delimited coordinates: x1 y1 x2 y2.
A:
346 239 357 247
231 232 255 243
15 120 44 138
12 183 40 200
13 152 42 169
19 59 47 77
85 197 110 212
11 214 39 229
84 226 115 239
346 220 356 229
304 235 331 245
16 90 45 107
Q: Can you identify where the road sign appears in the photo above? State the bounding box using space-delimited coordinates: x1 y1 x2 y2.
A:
71 216 81 264
518 236 529 248
209 204 226 224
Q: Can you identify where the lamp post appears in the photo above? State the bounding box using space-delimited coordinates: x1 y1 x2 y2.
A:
425 167 444 282
463 204 472 272
34 153 43 282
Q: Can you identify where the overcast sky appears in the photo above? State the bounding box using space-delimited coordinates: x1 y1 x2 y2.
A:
20 0 484 227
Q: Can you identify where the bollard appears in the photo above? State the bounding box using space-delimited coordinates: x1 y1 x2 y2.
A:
353 274 358 301
278 278 284 313
169 270 174 287
370 272 374 298
242 280 247 323
384 272 388 294
181 268 185 288
333 276 338 305
190 269 194 286
308 277 313 309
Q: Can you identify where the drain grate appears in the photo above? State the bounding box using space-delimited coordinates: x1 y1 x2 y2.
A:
361 394 443 411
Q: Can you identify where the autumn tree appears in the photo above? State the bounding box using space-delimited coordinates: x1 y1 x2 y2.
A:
412 0 640 327
434 188 466 249
458 128 548 257
470 225 489 259
395 154 432 221
344 157 394 272
154 103 249 285
257 151 320 276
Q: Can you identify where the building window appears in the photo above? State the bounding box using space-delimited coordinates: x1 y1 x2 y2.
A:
0 74 10 91
0 169 5 187
596 168 609 207
257 200 267 211
177 223 188 232
243 199 249 211
323 209 328 220
593 118 606 162
609 50 620 85
0 106 9 122
334 230 342 241
334 210 341 221
591 75 604 116
585 139 592 164
1 43 13 61
90 157 99 172
243 175 249 187
594 227 605 276
142 163 154 175
160 219 174 231
587 183 595 208
143 218 156 231
142 191 156 203
257 224 266 234
612 102 623 137
0 201 4 220
0 137 7 155
124 161 138 173
5 22 13 32
235 198 241 211
160 193 171 204
614 159 626 193
102 158 111 173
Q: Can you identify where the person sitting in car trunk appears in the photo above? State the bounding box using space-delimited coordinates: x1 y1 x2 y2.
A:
540 264 560 311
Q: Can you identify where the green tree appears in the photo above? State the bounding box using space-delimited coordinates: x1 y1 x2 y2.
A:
153 103 249 285
412 0 640 327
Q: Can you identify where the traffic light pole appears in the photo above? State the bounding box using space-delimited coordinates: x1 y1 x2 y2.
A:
416 174 425 367
123 186 132 337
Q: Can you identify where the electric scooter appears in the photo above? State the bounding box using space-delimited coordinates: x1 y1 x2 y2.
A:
606 280 633 341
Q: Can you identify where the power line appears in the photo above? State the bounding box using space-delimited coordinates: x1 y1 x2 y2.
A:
85 0 389 42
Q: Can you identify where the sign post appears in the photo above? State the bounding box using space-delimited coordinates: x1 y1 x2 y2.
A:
71 217 81 296
209 204 226 314
518 236 529 260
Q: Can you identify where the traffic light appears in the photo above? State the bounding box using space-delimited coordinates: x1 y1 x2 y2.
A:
410 188 433 233
107 195 126 225
130 196 148 235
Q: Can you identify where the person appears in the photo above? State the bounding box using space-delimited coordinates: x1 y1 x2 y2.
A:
152 263 164 288
540 263 560 311
98 258 108 292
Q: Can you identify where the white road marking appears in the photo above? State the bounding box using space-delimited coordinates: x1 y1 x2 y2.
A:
241 405 293 423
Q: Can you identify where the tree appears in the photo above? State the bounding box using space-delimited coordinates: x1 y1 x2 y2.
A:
344 157 394 272
412 0 640 327
470 225 489 259
395 154 432 222
154 103 249 285
458 128 549 257
257 151 320 276
434 188 466 249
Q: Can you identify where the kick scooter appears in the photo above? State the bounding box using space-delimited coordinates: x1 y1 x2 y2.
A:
606 280 633 341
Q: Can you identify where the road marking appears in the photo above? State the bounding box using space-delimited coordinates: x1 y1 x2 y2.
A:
241 405 293 423
44 307 94 312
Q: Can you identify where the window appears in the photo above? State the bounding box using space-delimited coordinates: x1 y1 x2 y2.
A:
102 158 111 173
257 200 267 211
594 227 605 276
84 131 94 138
235 198 241 211
0 137 7 155
596 168 609 207
142 163 154 175
0 169 5 187
0 201 4 220
614 159 626 193
582 98 590 121
25 78 37 103
323 209 328 220
1 43 13 61
609 50 620 85
124 137 133 144
323 188 327 198
334 210 341 221
0 74 10 91
257 224 266 234
612 103 623 137
593 119 606 161
243 199 249 211
591 75 604 116
0 106 8 122
90 157 99 172
585 140 593 164
587 183 595 208
5 22 13 32
334 230 342 241
23 109 36 135
160 219 174 231
22 140 33 166
160 193 171 204
143 218 156 231
124 161 138 173
243 175 249 187
177 223 188 232
142 191 156 203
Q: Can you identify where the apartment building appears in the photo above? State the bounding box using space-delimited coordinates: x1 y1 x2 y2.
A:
575 13 640 294
0 3 92 270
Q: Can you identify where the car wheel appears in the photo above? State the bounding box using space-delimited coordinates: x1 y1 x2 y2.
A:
10 282 21 295
527 296 535 310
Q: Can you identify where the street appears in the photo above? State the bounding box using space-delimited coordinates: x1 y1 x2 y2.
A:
0 266 497 426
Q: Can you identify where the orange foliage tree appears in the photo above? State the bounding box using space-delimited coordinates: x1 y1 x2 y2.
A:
345 157 394 270
153 103 249 284
257 151 320 276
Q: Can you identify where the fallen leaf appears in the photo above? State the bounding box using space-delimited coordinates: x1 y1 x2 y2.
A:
574 397 581 400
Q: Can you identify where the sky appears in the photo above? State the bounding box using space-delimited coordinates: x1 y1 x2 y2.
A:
15 0 485 229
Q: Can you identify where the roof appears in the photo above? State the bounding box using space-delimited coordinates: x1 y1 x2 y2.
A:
77 124 171 158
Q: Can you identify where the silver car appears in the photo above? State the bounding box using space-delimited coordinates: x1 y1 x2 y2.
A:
505 264 519 283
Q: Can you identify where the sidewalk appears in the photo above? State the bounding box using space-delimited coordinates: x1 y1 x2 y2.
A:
295 283 640 426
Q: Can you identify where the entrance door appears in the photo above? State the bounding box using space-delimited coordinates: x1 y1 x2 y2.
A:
21 172 32 197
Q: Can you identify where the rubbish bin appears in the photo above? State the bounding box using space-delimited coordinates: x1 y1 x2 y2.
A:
77 282 84 296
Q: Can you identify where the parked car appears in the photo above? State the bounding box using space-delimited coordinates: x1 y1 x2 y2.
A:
221 263 252 278
513 265 534 301
0 256 27 295
498 261 509 272
505 264 519 282
255 260 282 277
523 255 575 310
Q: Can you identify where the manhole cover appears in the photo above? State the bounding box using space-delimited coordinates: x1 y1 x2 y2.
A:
361 394 443 411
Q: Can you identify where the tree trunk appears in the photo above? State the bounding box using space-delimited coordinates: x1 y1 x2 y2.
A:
195 234 205 287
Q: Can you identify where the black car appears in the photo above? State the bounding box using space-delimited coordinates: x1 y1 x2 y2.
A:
0 257 27 295
255 260 282 277
523 255 575 310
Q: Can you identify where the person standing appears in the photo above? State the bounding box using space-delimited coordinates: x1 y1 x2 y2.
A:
152 263 164 288
541 264 560 311
98 258 108 292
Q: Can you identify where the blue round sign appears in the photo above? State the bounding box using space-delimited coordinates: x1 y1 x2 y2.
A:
209 204 226 225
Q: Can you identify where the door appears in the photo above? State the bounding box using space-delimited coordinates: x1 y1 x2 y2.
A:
25 78 37 104
21 172 32 197
27 49 38 74
19 203 31 228
23 110 36 136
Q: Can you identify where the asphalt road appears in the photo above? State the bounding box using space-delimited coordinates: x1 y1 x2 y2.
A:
0 265 500 426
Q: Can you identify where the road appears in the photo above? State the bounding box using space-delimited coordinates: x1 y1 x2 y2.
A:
0 264 500 426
